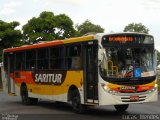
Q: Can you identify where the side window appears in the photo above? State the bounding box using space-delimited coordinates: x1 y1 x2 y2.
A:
50 47 64 69
37 48 49 70
65 45 82 70
15 52 25 70
3 52 15 72
26 50 36 70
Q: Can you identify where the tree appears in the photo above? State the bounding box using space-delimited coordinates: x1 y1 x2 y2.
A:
22 11 76 44
0 20 22 48
157 50 160 66
0 20 22 62
76 20 104 36
123 23 149 34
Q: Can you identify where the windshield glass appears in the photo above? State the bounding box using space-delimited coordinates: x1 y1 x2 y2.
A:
100 47 155 78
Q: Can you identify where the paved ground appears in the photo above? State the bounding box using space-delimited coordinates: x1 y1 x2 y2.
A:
0 91 160 120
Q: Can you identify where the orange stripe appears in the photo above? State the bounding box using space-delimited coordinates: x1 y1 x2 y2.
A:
4 36 95 53
13 71 35 84
4 41 63 53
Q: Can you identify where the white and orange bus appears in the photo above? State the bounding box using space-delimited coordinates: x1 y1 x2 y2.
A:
1 32 158 113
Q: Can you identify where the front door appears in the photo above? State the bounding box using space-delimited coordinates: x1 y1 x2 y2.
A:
84 41 98 104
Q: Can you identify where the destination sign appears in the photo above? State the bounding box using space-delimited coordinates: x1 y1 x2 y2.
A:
109 37 134 42
102 34 154 44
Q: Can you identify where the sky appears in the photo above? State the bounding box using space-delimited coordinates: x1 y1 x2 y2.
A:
0 0 160 51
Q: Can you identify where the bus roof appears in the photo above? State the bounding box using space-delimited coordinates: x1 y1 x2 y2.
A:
96 32 153 37
4 35 95 53
4 32 153 53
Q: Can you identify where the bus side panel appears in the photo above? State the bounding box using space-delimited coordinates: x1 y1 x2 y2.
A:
1 67 20 96
27 71 84 103
1 67 16 94
10 70 84 103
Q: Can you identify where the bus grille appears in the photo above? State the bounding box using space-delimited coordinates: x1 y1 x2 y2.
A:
121 95 146 102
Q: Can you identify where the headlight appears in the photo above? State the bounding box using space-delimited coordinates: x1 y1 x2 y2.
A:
147 87 157 94
154 84 158 88
101 83 119 95
101 83 108 90
147 83 158 93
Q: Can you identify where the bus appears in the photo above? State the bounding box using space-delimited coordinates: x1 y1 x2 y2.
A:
1 32 158 113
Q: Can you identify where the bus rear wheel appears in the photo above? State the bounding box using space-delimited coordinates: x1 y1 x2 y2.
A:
21 85 38 105
71 90 85 113
114 104 129 112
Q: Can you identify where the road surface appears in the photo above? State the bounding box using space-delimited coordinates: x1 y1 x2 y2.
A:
0 91 160 120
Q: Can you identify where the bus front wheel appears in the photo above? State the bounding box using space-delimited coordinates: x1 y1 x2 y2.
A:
71 90 85 113
114 104 129 112
21 85 38 105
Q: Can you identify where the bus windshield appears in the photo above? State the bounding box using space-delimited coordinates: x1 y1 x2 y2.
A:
100 47 155 78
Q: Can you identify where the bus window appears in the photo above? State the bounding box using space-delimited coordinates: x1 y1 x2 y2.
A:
9 53 15 73
26 50 36 70
15 52 25 70
100 47 155 78
37 48 49 70
50 47 64 70
65 45 82 70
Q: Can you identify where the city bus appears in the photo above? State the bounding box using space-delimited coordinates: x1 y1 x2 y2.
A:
1 32 158 113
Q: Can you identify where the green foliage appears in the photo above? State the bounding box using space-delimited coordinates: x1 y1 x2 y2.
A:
123 23 149 34
0 20 22 48
76 20 104 36
0 20 22 62
22 11 76 44
157 50 160 65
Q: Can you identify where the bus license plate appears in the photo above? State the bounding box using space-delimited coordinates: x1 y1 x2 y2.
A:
130 96 139 101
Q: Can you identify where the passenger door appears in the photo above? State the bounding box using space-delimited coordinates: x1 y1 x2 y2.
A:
83 41 98 104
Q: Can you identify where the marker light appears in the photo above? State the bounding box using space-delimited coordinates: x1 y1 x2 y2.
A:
154 84 158 88
101 83 119 95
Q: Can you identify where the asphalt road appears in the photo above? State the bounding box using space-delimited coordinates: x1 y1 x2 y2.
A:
0 91 160 120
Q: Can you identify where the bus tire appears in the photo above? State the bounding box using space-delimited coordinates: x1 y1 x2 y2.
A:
21 85 38 105
114 104 129 112
71 89 85 113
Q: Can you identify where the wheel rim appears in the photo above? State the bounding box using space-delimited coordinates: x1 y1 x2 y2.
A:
22 95 27 103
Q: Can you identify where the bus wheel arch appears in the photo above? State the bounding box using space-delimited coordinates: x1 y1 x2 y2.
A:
20 83 38 105
68 85 78 102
